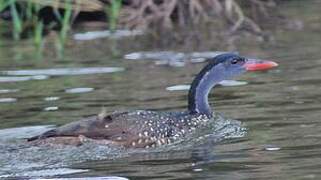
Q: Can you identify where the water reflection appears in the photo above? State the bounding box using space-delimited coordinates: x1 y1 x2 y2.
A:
44 97 60 101
65 87 94 94
166 80 248 91
37 177 129 180
0 75 48 82
0 168 89 179
0 98 17 103
0 89 20 93
1 67 124 76
74 29 144 41
44 106 59 111
124 51 230 67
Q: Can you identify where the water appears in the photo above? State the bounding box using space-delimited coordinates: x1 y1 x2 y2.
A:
1 0 321 179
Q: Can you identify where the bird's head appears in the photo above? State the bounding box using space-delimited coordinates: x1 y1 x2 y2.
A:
206 53 278 82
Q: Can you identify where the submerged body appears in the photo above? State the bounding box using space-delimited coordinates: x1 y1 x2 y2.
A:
28 53 278 148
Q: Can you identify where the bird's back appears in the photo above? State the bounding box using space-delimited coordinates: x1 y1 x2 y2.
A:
28 110 209 148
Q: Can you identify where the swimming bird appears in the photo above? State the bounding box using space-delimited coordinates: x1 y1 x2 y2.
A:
28 53 278 148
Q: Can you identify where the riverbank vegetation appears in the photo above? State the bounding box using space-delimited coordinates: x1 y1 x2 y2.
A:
0 0 282 56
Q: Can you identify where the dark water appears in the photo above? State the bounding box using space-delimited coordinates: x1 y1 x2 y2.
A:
1 1 321 179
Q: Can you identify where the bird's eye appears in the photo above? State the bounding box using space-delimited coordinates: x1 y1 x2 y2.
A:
231 59 238 64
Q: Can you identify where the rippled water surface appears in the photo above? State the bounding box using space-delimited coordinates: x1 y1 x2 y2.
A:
1 1 321 179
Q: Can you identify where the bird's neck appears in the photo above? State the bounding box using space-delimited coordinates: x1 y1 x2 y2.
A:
188 64 224 117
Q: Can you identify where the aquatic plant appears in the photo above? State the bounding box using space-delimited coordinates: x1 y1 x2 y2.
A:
54 0 73 57
105 0 122 32
9 0 22 40
1 0 43 41
25 2 44 50
0 0 77 56
0 0 10 12
33 19 44 50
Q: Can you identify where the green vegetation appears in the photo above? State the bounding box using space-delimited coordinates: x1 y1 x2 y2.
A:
0 0 75 56
1 0 43 40
9 1 22 40
55 1 73 58
105 0 122 32
0 0 125 56
0 0 10 12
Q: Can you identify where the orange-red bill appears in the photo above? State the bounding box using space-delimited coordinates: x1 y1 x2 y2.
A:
244 59 278 71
